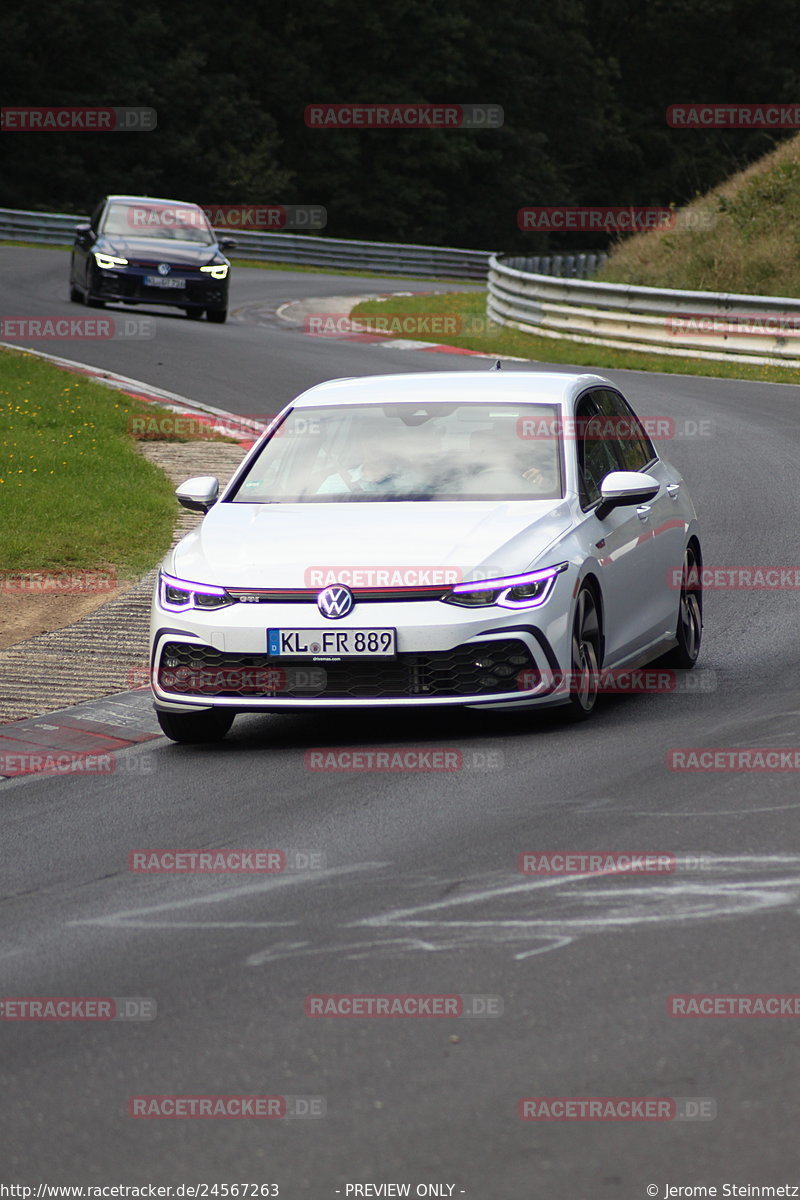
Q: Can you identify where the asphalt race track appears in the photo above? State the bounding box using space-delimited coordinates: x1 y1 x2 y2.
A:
2 247 800 1195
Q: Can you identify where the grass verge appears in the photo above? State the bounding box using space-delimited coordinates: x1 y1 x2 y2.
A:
350 290 800 384
0 346 185 575
597 133 800 296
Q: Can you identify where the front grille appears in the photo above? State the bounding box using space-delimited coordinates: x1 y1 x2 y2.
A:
157 639 537 700
95 274 223 305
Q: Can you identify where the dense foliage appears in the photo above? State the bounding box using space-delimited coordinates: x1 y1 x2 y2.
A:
3 0 800 251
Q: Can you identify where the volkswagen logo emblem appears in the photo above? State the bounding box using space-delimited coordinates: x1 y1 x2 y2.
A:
157 263 171 275
317 584 354 619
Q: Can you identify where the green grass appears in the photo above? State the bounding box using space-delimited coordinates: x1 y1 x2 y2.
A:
350 290 800 384
230 257 470 284
0 347 182 576
597 133 800 297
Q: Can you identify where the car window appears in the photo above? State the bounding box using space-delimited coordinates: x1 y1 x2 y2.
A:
228 402 565 503
594 388 656 471
575 394 621 508
101 201 215 244
90 201 105 232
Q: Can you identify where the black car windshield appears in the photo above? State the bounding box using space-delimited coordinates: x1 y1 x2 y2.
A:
102 202 215 245
228 402 565 503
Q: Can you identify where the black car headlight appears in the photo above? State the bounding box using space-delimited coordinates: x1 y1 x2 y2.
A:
199 262 229 279
443 562 568 609
159 571 232 612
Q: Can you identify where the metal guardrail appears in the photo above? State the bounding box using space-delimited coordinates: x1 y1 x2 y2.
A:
226 232 493 278
502 253 607 279
0 207 86 246
487 254 800 365
4 202 793 362
0 206 491 279
0 206 605 281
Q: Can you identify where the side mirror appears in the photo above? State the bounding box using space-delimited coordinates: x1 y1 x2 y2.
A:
219 237 237 251
175 476 219 513
74 224 93 246
596 471 659 520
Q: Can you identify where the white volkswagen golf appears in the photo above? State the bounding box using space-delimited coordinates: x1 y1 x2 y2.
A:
149 370 702 742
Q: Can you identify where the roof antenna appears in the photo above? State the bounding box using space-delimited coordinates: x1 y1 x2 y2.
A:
492 359 502 370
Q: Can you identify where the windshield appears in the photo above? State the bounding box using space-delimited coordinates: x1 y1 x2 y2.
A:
229 402 564 503
102 202 215 245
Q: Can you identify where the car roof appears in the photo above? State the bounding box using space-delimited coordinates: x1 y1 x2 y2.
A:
290 370 615 408
104 195 205 208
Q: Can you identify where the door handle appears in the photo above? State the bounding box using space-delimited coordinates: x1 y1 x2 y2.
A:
636 505 651 521
666 483 680 500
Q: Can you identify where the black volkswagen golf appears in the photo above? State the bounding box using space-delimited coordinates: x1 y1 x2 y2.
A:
69 195 235 323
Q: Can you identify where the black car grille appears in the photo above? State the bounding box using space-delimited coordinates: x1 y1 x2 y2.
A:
94 274 224 305
157 639 537 700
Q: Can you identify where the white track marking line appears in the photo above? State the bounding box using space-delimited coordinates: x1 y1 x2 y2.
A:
68 862 388 928
353 868 635 928
514 937 574 960
246 936 438 967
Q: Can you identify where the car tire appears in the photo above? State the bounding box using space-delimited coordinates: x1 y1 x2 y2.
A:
565 584 602 721
662 542 702 669
186 308 203 320
156 708 235 744
69 281 84 303
207 307 227 324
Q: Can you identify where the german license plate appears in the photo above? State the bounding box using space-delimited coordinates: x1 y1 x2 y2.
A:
268 628 396 657
145 275 186 288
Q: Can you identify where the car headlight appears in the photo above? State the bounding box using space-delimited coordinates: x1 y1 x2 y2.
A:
200 263 229 279
443 562 568 609
159 571 232 612
94 252 128 269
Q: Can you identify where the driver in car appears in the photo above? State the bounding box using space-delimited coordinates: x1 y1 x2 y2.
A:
317 437 417 494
